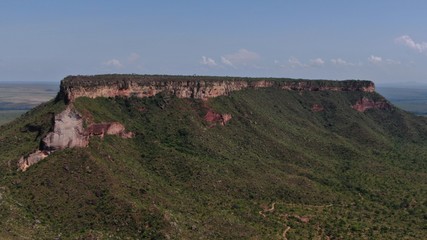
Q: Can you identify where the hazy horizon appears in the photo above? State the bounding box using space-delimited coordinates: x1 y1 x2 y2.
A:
3 77 427 89
2 80 427 119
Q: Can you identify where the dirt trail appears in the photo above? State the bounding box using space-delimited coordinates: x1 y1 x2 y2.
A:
258 202 276 217
267 202 276 212
258 202 292 239
258 202 326 238
282 226 291 240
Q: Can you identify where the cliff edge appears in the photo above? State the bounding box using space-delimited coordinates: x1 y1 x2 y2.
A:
58 74 375 102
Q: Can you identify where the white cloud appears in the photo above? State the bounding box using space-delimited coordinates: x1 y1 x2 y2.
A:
395 35 427 53
128 53 140 63
368 55 382 64
287 57 325 68
309 58 325 66
331 58 348 65
104 59 123 68
385 59 401 65
221 56 234 67
288 57 305 68
103 53 143 69
221 49 259 67
201 56 217 67
367 55 401 65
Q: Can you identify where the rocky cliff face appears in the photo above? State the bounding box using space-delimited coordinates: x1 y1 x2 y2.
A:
19 75 379 171
352 97 392 112
17 150 49 172
18 106 133 171
42 107 88 151
86 122 134 139
59 75 375 102
204 109 232 127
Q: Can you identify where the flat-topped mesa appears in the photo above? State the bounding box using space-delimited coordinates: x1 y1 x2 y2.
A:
58 74 375 102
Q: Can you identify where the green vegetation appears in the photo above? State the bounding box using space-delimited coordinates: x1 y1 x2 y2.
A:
61 74 372 90
0 86 426 239
0 110 26 125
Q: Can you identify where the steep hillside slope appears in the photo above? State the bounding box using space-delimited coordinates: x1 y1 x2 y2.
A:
0 75 426 239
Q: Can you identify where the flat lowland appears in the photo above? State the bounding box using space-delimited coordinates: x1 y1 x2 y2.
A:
0 82 58 125
378 86 427 116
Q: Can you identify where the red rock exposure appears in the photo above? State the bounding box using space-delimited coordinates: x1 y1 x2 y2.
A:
204 109 232 126
17 106 134 171
311 104 324 112
60 75 376 103
293 215 310 223
352 97 391 112
86 122 133 138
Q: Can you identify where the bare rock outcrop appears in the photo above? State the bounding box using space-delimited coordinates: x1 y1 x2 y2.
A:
204 109 232 126
352 97 391 112
17 150 49 171
42 107 88 151
63 79 250 102
59 75 376 103
86 122 134 138
17 106 133 171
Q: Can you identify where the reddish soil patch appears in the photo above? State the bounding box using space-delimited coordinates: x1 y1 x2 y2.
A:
86 123 111 136
204 109 232 126
293 214 310 223
86 122 134 138
311 103 324 112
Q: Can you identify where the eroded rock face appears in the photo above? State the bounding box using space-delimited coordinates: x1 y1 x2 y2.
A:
204 110 232 126
64 80 250 102
352 97 391 112
17 150 49 171
251 80 274 88
86 122 134 138
278 81 375 92
59 75 376 103
18 106 133 171
42 107 88 151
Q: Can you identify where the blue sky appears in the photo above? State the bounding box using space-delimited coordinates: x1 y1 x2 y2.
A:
1 1 427 86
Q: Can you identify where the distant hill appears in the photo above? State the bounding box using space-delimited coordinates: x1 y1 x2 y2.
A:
0 75 426 239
